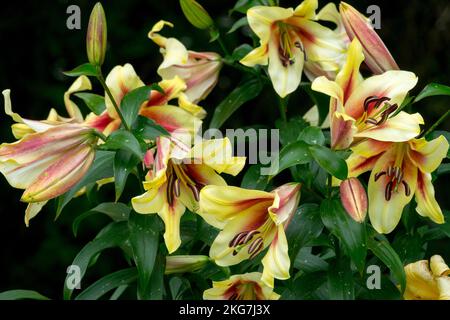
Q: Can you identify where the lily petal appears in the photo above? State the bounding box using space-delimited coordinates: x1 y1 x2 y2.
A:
335 38 364 102
199 185 274 229
415 171 444 224
354 111 423 142
247 6 294 42
64 76 92 122
404 260 439 300
261 224 291 287
408 136 449 173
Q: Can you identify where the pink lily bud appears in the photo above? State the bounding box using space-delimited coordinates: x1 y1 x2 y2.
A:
340 177 367 223
339 2 399 74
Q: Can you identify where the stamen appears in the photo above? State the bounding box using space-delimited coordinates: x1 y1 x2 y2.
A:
174 178 181 197
402 181 411 196
365 117 378 125
166 174 175 206
363 96 379 111
387 166 394 177
188 184 200 202
242 230 261 244
229 231 247 248
248 237 264 258
229 293 238 300
385 181 393 201
374 171 386 181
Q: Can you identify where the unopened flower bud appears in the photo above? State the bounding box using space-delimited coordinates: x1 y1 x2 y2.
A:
339 2 399 74
86 2 107 66
165 255 209 274
179 0 213 30
340 177 367 223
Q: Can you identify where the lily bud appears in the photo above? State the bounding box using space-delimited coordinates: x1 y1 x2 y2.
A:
86 2 107 66
340 177 367 223
339 2 399 74
179 0 213 30
165 255 209 274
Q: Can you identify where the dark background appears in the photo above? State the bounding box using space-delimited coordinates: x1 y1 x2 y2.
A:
0 0 449 298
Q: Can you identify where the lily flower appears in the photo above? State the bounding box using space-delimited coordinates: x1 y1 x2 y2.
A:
404 255 450 300
339 2 399 74
345 136 449 234
0 123 97 225
199 183 301 287
240 0 346 97
132 137 246 253
304 2 350 80
203 272 280 300
312 38 423 150
149 20 222 104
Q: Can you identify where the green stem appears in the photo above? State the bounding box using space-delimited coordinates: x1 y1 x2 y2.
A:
217 35 230 57
423 109 450 138
278 97 288 122
327 173 333 199
92 130 107 142
95 66 131 131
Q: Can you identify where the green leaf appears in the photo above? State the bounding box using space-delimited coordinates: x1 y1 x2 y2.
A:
294 248 329 273
128 212 161 300
120 85 162 128
392 232 425 264
72 202 131 236
275 117 309 146
230 0 269 14
114 150 141 201
274 141 312 176
209 77 263 129
228 17 248 34
63 222 129 300
414 83 450 102
147 253 166 299
57 150 115 217
101 130 144 160
73 93 106 115
439 210 450 238
75 268 137 300
367 236 406 293
309 145 348 180
63 63 98 77
297 126 325 146
231 44 253 61
327 256 355 300
320 199 367 273
286 203 323 262
0 290 50 300
133 116 169 141
241 164 269 190
169 277 191 300
282 272 327 300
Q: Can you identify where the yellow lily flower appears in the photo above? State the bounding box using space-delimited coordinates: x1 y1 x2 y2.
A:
404 255 450 300
203 272 280 300
132 137 246 254
339 2 399 74
345 136 449 234
312 38 423 150
240 0 346 97
149 20 222 104
199 183 301 287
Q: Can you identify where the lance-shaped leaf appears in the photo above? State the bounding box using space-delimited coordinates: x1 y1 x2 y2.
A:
128 212 161 300
63 63 98 77
0 290 50 300
120 85 162 129
320 199 367 273
414 83 450 103
74 93 106 115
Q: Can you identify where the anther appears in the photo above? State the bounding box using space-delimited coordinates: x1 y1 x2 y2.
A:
242 230 261 245
385 181 393 201
174 179 181 197
229 231 248 248
188 184 200 202
374 171 386 181
248 237 264 258
402 180 411 196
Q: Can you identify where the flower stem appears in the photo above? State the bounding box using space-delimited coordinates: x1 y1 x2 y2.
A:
95 66 131 131
278 96 288 123
423 109 450 138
